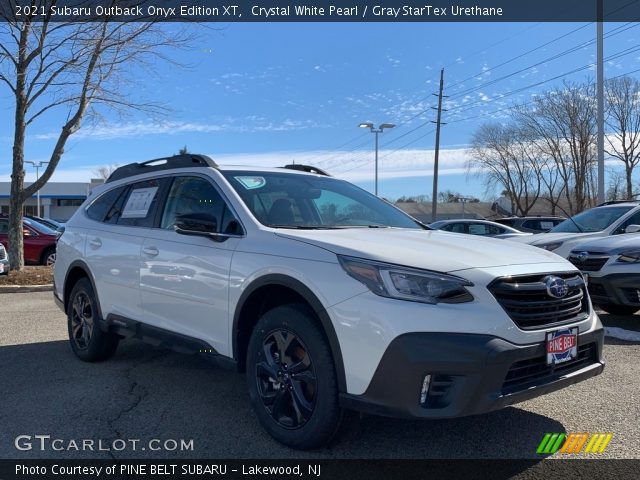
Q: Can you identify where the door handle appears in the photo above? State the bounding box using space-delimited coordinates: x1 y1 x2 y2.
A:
142 246 159 257
89 237 102 248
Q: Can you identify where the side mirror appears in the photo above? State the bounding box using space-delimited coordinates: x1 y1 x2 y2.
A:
174 213 218 236
625 224 640 234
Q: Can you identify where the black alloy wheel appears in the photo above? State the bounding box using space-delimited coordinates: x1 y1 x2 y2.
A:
70 291 94 350
255 329 317 429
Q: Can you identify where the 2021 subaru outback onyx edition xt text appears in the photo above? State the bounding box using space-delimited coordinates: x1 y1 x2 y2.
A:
54 154 605 449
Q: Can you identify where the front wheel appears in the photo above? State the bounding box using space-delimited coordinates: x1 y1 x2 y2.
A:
67 278 119 361
598 303 639 316
246 304 346 449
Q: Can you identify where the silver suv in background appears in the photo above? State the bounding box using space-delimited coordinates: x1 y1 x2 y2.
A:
569 234 640 316
510 201 640 258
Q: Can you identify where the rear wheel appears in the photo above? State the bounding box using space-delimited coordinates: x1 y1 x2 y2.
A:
67 278 119 361
246 304 346 449
598 303 639 316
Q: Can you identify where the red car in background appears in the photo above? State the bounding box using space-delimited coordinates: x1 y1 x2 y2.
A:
0 215 58 265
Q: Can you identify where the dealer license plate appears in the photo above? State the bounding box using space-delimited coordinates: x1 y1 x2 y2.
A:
546 327 578 365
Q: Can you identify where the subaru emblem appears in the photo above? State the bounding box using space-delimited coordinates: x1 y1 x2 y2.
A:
577 252 588 262
544 275 569 299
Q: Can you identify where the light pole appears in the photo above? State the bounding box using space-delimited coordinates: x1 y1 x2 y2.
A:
24 160 49 217
359 122 395 196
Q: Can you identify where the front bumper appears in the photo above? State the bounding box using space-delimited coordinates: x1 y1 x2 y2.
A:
588 273 640 307
0 259 8 275
340 328 604 419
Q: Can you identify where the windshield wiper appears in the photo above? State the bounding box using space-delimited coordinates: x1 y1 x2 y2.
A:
267 224 340 229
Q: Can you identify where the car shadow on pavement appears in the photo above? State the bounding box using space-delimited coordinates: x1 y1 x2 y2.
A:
0 339 563 461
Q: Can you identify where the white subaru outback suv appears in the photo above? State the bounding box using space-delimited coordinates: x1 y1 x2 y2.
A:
54 154 604 449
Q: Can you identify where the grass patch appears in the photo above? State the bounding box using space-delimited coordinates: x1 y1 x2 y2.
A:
0 266 53 285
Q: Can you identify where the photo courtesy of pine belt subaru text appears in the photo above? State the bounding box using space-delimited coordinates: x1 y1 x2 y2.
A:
53 154 605 449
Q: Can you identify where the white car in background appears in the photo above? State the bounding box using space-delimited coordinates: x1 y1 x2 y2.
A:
509 201 640 258
0 243 8 275
568 234 640 316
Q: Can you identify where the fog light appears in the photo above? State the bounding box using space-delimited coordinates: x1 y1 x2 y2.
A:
419 374 432 406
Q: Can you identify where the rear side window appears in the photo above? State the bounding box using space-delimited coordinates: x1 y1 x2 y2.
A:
117 178 168 228
86 186 129 223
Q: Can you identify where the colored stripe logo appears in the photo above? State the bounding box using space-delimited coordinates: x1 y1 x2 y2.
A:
537 433 613 454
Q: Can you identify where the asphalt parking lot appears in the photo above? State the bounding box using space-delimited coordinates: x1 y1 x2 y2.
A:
1 292 639 460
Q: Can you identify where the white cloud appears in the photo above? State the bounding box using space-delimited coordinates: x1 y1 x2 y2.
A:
32 118 316 141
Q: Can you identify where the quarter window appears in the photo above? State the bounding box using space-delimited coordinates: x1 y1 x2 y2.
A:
86 186 129 223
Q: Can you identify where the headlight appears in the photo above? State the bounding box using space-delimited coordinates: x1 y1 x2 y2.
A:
538 242 563 251
338 255 474 304
617 250 640 263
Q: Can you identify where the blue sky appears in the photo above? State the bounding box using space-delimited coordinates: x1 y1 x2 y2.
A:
1 21 639 200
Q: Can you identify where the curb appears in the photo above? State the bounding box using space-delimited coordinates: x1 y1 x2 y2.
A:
0 284 53 294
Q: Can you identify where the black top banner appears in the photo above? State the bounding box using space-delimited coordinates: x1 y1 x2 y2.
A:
0 0 639 22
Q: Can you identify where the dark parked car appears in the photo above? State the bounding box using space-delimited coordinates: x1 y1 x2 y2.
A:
494 216 566 233
0 215 58 265
429 219 532 239
26 215 65 232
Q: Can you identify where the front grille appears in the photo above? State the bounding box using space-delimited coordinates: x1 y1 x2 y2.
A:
588 282 607 297
488 273 589 330
622 288 640 304
502 343 597 395
568 253 609 272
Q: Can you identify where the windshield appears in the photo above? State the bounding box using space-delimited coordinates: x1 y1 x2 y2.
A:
221 170 423 229
550 206 633 233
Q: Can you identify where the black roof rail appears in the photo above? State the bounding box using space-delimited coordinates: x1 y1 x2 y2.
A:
281 164 331 176
106 154 218 183
596 199 640 206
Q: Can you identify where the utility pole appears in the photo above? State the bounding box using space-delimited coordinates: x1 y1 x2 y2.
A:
431 68 446 222
597 0 605 204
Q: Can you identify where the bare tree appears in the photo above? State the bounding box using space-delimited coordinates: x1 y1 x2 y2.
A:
514 81 597 215
468 123 541 215
0 4 195 269
92 164 119 180
606 168 626 202
605 76 640 199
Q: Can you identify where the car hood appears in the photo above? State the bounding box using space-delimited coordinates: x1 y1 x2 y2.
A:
275 228 567 272
571 234 640 254
507 231 593 245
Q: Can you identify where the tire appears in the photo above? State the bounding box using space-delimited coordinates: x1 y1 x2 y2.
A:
246 303 346 449
42 248 56 266
67 278 119 362
598 303 639 316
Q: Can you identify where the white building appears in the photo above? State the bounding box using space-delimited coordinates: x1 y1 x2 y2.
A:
0 180 104 221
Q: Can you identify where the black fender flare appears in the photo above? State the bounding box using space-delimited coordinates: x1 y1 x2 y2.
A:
63 260 105 325
232 274 347 392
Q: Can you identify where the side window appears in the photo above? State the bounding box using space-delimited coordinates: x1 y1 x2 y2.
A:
86 186 129 223
443 223 466 233
161 176 241 234
117 178 168 228
614 210 640 234
0 219 7 234
522 220 539 230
